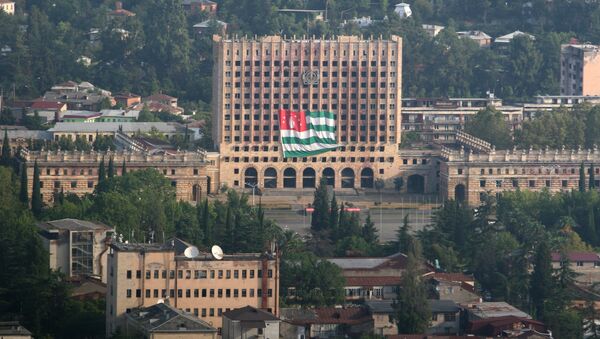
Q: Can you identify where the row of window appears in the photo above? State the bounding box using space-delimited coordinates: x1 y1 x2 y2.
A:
225 81 396 90
223 135 394 143
225 156 394 165
225 70 397 79
126 269 272 280
224 60 397 67
41 168 201 177
224 124 393 132
457 167 600 176
478 179 597 188
125 287 273 299
431 313 457 322
224 113 395 121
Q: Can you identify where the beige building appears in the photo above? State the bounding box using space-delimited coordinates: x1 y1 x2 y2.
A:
212 34 403 190
561 44 600 96
222 306 280 339
47 122 186 143
21 150 219 204
105 239 280 336
551 252 600 285
37 219 114 283
124 303 217 339
0 0 15 15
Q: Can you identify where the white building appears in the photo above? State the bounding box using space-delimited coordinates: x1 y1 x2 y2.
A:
394 2 412 18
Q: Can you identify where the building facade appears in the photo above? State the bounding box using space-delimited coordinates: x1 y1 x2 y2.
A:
37 218 114 283
212 35 403 190
561 44 600 96
21 150 219 204
105 239 280 335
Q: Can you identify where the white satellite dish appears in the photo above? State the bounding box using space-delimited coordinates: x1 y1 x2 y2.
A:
184 246 200 259
157 298 165 304
211 245 224 260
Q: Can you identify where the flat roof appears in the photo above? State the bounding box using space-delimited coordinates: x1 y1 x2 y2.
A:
38 218 114 232
49 122 183 133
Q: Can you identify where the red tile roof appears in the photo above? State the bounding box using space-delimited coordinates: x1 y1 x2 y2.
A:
469 316 547 336
432 273 474 283
145 93 176 101
345 276 402 287
114 92 140 99
30 101 66 110
551 252 600 262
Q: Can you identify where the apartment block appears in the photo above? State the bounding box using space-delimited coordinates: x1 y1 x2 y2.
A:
561 44 600 96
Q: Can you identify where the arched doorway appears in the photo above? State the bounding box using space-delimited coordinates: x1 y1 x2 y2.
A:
244 167 258 187
264 168 277 188
323 167 335 187
192 184 201 202
303 168 316 188
407 174 425 193
455 184 466 202
360 168 374 188
283 168 297 188
341 168 355 188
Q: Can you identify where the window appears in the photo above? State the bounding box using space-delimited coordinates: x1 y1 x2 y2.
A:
496 180 502 188
126 270 132 279
242 289 247 297
209 308 215 317
210 289 215 297
562 180 568 188
250 270 255 278
226 270 231 279
226 289 231 298
577 261 584 267
457 168 463 175
218 270 223 279
146 290 151 298
146 271 151 279
444 313 456 322
432 313 438 321
126 289 132 298
186 289 191 298
234 289 239 297
202 308 207 317
234 270 239 279
136 270 141 278
479 180 486 188
202 289 207 297
529 180 536 188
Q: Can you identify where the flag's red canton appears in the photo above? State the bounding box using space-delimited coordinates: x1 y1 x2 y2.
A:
278 109 308 132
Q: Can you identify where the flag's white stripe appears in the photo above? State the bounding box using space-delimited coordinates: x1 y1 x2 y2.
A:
281 129 336 140
282 142 339 151
307 116 336 126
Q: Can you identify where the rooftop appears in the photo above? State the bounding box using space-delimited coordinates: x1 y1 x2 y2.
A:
432 272 475 283
30 101 66 110
38 218 114 232
0 321 32 336
144 93 176 102
365 300 395 313
327 252 408 270
48 122 184 133
0 130 52 141
222 306 279 322
345 276 402 286
430 299 460 313
495 30 535 43
551 251 600 262
465 302 530 320
127 303 216 333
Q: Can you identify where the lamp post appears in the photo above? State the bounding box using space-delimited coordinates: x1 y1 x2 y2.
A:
245 182 258 206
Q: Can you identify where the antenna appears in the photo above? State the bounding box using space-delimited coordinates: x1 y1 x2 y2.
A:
211 245 224 260
184 246 200 259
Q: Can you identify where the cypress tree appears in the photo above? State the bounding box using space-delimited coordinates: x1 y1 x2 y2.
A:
580 162 586 192
397 214 412 253
31 160 42 216
530 241 553 320
329 194 339 238
311 178 330 231
587 208 598 246
201 199 212 245
224 205 232 250
121 160 127 175
1 128 11 166
57 187 65 205
590 164 596 190
98 157 106 183
362 213 379 245
108 156 115 178
19 162 28 205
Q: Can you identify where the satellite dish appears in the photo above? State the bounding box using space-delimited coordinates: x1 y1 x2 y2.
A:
184 246 200 259
211 245 224 260
157 298 165 304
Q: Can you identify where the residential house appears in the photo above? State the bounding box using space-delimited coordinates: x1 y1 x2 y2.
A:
0 0 15 15
281 307 372 338
193 20 227 35
279 308 312 339
69 276 107 301
113 92 141 108
365 300 397 336
182 0 217 14
62 111 103 122
394 3 412 18
109 1 135 17
551 251 600 284
28 100 68 123
44 81 115 111
0 321 32 338
429 273 480 304
468 316 551 338
140 93 184 115
422 24 445 37
342 17 376 28
37 219 114 283
464 302 531 321
98 109 140 122
457 31 492 47
124 303 217 339
48 121 187 142
428 300 461 335
326 253 433 301
494 30 535 44
222 306 280 339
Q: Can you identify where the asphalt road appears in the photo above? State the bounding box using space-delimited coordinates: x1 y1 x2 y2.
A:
264 207 437 243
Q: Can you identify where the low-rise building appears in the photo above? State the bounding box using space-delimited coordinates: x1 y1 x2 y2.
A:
193 19 227 35
281 307 372 338
422 24 445 38
124 303 217 339
109 1 135 17
468 316 551 337
429 300 461 335
494 30 535 44
222 306 280 339
37 219 114 283
457 31 492 47
48 121 187 142
21 149 219 203
105 238 280 335
113 92 141 108
0 0 15 15
0 321 32 338
28 100 68 123
182 0 217 14
0 129 52 153
365 300 397 336
43 81 115 111
551 251 600 284
430 273 480 304
464 302 531 321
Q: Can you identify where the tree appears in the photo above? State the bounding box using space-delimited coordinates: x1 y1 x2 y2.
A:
362 213 379 245
31 160 42 216
580 162 587 192
329 195 339 239
311 178 330 232
393 239 430 334
1 129 10 166
583 295 600 339
394 177 404 192
107 156 115 178
19 162 28 205
591 164 596 190
98 157 106 183
530 241 553 319
121 160 126 175
464 107 513 149
397 214 411 253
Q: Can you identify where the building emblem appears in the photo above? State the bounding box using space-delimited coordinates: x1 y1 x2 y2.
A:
302 69 320 85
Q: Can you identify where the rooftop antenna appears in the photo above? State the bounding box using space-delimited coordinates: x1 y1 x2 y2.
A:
184 246 200 259
211 245 224 260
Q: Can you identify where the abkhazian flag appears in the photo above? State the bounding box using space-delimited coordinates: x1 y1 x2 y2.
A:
278 109 338 158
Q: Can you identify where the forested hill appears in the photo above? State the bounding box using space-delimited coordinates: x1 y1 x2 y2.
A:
1 0 600 107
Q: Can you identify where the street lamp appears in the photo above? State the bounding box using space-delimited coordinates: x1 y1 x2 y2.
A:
245 182 258 206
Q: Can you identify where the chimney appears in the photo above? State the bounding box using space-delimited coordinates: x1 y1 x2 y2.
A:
115 1 123 10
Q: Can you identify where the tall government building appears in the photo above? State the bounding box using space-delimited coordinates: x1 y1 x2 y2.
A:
212 35 403 190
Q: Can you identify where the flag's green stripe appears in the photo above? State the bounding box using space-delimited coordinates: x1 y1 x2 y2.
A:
283 147 338 158
308 111 336 119
306 123 336 132
282 136 337 145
